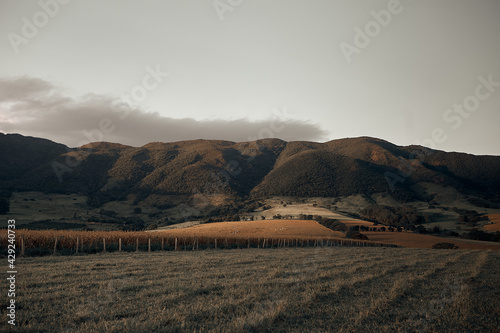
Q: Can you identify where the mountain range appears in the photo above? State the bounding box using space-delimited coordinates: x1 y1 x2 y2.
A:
1 133 500 207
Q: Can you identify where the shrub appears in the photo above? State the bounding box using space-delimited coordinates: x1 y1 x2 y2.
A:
416 225 428 234
346 230 369 240
360 204 432 227
465 229 500 242
432 242 458 249
315 217 347 232
0 197 10 214
350 233 369 240
99 209 117 217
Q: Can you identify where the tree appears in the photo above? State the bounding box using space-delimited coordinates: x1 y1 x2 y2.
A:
432 242 458 249
346 230 369 240
0 198 9 214
416 225 427 234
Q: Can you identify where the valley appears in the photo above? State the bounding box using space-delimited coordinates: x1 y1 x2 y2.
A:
1 133 500 333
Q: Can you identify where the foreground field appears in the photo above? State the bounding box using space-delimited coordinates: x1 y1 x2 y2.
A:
3 248 499 332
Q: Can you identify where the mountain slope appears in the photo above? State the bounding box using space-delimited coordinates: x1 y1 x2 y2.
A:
0 133 68 182
1 133 499 205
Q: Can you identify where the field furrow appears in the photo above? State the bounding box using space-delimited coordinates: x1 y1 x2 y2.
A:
343 251 475 332
3 248 498 332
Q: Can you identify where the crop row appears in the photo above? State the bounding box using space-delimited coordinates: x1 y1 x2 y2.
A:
0 229 396 256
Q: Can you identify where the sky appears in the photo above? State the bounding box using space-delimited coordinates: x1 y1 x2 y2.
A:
0 0 499 155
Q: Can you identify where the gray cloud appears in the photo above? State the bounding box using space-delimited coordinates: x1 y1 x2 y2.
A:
0 77 328 147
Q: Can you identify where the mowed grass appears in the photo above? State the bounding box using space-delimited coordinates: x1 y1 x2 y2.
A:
3 248 499 332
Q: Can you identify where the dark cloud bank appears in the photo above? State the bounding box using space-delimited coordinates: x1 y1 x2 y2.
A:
0 76 328 147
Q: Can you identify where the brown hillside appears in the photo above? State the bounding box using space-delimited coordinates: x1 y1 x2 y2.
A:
1 133 500 206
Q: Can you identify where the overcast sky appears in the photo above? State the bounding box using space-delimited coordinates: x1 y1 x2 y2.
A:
0 0 499 155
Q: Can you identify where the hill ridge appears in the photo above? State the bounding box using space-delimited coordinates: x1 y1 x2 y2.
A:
1 133 499 205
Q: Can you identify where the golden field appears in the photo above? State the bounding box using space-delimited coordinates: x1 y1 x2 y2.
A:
153 219 344 239
365 231 500 250
485 214 500 232
1 220 390 257
3 218 500 255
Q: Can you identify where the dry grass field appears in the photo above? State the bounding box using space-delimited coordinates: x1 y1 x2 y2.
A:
153 219 344 239
485 214 500 232
154 220 500 250
251 200 340 220
365 232 500 250
4 219 497 256
1 226 387 259
339 219 379 229
2 247 499 332
3 192 89 227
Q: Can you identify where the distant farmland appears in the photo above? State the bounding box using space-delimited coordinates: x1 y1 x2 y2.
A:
5 248 499 332
365 231 500 250
155 219 500 250
3 219 500 256
485 214 500 232
153 219 344 239
0 223 389 257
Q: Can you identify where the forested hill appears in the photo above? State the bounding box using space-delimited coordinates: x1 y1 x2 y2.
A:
1 133 500 204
